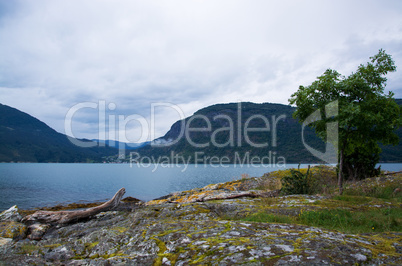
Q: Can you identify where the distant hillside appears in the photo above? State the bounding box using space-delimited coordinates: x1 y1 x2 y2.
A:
136 102 326 163
136 101 402 164
0 103 117 162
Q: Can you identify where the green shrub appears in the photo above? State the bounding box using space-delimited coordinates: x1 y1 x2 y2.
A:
264 165 338 195
281 166 312 195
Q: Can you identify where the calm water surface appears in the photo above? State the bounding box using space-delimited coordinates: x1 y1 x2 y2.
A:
0 163 401 211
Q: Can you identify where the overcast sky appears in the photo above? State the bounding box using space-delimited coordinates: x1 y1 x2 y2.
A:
0 0 401 143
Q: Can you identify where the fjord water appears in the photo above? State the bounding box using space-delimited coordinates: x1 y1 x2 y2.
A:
0 163 401 211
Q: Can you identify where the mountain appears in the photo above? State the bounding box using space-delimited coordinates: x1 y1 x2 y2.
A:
135 101 402 164
0 103 117 162
135 102 326 164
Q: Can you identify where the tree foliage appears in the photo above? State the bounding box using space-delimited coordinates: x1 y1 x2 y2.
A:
289 50 401 192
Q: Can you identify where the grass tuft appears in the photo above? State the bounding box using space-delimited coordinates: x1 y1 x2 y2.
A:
237 207 401 234
298 208 401 233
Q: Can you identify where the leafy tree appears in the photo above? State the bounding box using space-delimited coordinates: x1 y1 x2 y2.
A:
289 49 401 194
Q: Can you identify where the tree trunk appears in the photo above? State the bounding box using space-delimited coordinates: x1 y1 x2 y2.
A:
22 188 126 225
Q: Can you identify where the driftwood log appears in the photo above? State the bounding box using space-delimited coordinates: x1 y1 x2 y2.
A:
23 188 126 225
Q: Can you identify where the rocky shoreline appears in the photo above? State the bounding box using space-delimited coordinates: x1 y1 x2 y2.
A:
1 169 401 265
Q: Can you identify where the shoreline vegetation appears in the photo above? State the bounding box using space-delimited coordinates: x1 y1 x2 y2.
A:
1 166 401 264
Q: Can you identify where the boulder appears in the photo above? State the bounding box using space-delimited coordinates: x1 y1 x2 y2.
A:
27 223 50 240
0 221 27 240
0 205 22 222
0 237 13 247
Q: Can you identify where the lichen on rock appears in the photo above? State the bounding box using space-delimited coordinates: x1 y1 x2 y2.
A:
0 221 27 240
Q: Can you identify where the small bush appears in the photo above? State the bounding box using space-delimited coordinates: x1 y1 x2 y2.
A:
281 166 312 195
264 165 338 195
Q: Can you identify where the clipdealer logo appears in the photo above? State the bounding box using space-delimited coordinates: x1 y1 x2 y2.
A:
64 100 339 168
301 100 338 164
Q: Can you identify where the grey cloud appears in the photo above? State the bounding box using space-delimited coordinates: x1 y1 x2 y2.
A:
0 0 401 140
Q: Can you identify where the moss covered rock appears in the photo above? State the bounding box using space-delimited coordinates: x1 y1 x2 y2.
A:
0 221 27 240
